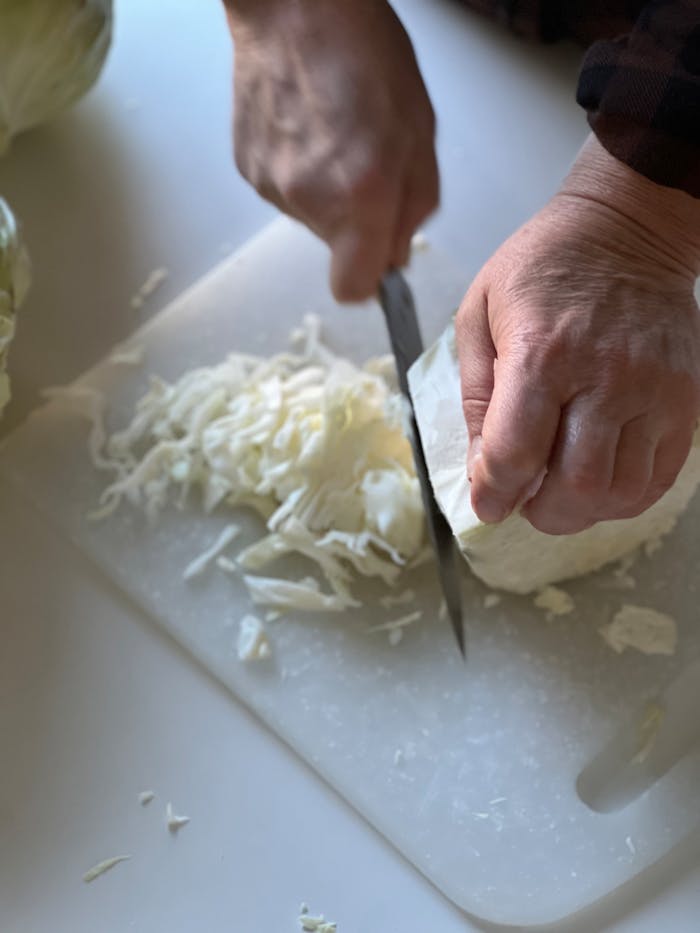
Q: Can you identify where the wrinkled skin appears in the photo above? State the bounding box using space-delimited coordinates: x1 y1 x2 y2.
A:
225 0 700 535
226 0 438 302
458 172 700 534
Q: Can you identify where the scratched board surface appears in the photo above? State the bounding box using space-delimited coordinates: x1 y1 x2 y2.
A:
1 218 699 926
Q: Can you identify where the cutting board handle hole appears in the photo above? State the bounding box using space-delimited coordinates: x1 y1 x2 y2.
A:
577 660 700 813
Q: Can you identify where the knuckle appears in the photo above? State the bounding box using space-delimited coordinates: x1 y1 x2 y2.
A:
564 465 607 498
508 332 562 379
457 283 484 324
277 169 315 210
601 355 700 415
235 150 275 202
344 160 390 202
304 159 394 220
462 398 489 429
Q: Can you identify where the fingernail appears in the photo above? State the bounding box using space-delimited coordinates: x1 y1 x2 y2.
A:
475 494 509 524
467 436 483 481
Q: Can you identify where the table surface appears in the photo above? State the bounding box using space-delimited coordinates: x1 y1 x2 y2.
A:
1 2 699 931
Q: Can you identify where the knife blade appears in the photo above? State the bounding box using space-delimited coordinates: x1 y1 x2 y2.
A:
378 270 466 658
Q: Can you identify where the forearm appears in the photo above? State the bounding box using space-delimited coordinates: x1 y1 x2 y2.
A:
560 135 700 278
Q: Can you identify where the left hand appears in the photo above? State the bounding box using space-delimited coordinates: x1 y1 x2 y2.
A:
457 136 700 535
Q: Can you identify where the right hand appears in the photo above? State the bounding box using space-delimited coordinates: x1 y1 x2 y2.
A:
225 0 439 302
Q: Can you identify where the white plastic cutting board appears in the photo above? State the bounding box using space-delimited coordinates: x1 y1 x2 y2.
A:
1 218 699 927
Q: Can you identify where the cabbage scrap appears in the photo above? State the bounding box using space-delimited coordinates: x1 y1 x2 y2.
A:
600 605 678 657
299 910 337 933
165 802 190 834
93 316 425 608
182 522 240 580
82 854 130 883
237 614 271 661
243 574 356 612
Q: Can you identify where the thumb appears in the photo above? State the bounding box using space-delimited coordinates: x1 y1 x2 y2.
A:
468 341 561 525
455 281 496 479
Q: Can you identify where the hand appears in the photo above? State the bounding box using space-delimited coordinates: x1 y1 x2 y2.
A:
224 0 439 301
458 136 700 535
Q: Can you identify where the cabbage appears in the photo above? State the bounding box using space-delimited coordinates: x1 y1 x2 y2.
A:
0 197 30 416
0 0 113 155
86 315 426 608
409 320 700 593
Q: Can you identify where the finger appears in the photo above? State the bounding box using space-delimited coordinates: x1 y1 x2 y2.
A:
600 415 657 518
523 397 620 535
390 148 440 268
455 283 495 476
606 426 694 520
328 176 403 302
328 225 394 302
469 350 562 524
648 426 695 502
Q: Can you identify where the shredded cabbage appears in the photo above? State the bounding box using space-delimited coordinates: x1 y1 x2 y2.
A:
182 523 240 580
299 910 337 933
165 802 190 833
237 614 271 661
83 854 130 883
93 316 425 608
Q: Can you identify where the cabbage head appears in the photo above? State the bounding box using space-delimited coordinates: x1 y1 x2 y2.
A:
0 0 113 155
0 197 30 417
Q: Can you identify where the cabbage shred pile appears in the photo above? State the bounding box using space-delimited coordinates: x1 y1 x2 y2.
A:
95 317 426 609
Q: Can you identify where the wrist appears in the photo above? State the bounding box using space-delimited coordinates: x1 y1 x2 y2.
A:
224 0 298 34
560 135 700 278
223 0 333 34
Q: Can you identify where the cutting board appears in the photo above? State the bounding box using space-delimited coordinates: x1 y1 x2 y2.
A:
2 217 700 927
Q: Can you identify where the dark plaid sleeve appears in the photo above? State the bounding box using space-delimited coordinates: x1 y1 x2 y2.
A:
576 0 700 198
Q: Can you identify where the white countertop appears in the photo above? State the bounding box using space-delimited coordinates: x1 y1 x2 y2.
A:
1 1 699 930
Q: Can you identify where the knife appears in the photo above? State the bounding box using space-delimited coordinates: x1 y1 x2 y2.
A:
378 270 466 658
